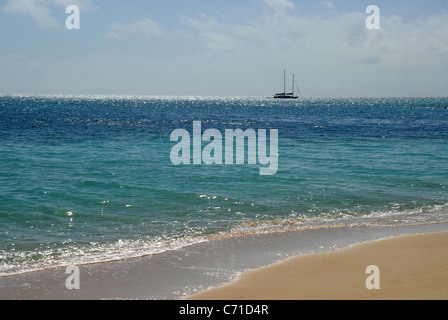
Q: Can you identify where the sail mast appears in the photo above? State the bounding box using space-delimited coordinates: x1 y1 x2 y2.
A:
273 69 300 99
292 74 295 96
284 69 286 95
296 78 302 97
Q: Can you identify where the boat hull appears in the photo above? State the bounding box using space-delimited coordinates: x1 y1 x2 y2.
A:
273 96 299 99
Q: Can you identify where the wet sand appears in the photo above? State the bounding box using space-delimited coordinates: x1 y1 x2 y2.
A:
188 231 448 300
1 224 447 300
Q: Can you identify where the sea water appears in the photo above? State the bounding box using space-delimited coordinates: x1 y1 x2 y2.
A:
1 95 447 276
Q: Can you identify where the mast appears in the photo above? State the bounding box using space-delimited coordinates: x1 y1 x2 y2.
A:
274 69 300 99
295 76 302 97
284 69 286 95
292 74 295 96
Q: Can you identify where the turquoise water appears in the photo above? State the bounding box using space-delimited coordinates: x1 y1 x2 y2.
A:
1 96 447 275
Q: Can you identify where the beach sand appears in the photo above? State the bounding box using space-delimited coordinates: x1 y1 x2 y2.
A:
188 231 448 300
2 226 447 300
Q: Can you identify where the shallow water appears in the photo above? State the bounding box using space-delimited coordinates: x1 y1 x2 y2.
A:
1 95 447 276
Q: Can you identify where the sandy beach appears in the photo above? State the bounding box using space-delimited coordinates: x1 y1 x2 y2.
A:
188 231 448 300
1 225 447 300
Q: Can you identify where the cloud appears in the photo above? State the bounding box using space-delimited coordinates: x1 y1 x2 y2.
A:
320 1 335 11
262 0 295 12
3 0 97 29
2 2 447 97
4 0 61 28
183 15 239 52
51 0 98 10
180 6 448 97
106 18 166 40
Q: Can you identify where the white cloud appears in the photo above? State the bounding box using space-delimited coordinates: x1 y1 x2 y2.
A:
262 0 295 12
106 18 166 40
3 0 97 29
2 2 447 97
320 1 335 11
183 15 239 52
4 0 61 28
180 7 448 97
51 0 98 10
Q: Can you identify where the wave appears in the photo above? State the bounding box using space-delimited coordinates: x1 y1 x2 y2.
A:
1 203 447 277
0 236 208 277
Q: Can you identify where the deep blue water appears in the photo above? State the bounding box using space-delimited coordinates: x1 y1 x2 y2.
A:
1 95 447 275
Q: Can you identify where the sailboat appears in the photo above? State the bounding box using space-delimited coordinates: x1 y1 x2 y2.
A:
273 70 301 99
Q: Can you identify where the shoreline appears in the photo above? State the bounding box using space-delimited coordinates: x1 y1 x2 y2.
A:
187 231 448 300
1 223 447 300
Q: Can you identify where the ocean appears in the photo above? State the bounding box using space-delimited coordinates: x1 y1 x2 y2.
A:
1 95 447 276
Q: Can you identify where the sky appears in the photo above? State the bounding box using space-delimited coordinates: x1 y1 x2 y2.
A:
1 0 447 97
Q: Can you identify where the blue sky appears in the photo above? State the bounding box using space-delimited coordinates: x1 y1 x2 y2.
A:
1 0 447 97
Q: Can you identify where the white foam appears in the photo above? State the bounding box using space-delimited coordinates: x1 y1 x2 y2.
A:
2 203 447 277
